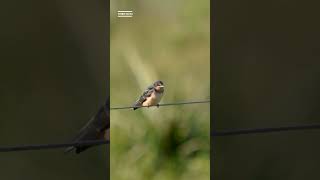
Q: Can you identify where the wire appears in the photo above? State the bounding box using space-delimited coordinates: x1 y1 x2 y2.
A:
0 100 209 153
212 123 320 136
110 100 210 110
2 122 320 152
0 140 109 152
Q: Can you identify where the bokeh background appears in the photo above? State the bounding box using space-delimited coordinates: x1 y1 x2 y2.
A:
110 0 210 180
0 1 108 180
213 0 320 179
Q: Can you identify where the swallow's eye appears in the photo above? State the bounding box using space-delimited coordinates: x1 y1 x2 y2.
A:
154 81 163 86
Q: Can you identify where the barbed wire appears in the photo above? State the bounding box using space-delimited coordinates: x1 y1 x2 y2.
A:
0 140 109 152
212 123 320 136
110 100 210 110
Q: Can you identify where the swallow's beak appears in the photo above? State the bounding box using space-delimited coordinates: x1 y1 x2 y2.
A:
158 85 164 88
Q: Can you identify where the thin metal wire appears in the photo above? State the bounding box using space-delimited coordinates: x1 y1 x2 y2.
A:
4 102 320 152
0 140 109 152
212 123 320 136
1 123 320 152
0 100 209 152
110 100 210 110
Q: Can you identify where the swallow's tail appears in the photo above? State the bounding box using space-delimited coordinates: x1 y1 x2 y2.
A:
133 102 140 110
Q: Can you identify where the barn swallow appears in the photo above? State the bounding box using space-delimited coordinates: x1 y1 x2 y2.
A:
65 99 109 154
133 80 165 110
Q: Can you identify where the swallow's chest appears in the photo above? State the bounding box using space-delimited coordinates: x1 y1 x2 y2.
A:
144 91 163 106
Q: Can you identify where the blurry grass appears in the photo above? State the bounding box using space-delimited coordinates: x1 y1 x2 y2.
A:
110 0 209 179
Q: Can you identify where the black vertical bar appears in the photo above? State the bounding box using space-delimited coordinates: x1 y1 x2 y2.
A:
105 0 110 179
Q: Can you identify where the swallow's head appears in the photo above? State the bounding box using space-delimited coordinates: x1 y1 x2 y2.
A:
153 80 164 92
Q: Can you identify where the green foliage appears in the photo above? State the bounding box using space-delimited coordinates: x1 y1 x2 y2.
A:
110 0 210 179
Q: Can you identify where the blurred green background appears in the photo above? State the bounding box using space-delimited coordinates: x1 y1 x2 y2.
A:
213 0 320 179
0 1 108 180
110 0 210 180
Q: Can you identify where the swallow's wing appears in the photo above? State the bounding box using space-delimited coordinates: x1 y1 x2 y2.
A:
133 85 154 109
65 101 109 154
